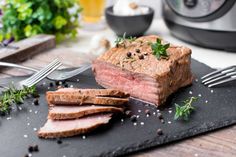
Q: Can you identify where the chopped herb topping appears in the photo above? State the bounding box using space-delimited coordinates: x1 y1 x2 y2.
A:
0 85 37 114
151 38 170 60
174 97 198 121
114 33 136 47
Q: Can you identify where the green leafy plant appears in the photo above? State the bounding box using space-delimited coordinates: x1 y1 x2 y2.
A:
0 85 37 114
174 97 198 121
151 38 170 60
0 0 82 42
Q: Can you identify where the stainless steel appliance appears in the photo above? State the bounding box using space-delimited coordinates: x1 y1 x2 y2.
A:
162 0 236 51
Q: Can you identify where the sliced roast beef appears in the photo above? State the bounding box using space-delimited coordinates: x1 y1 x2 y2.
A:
38 114 112 138
54 88 129 97
48 105 124 120
46 88 129 106
92 35 193 106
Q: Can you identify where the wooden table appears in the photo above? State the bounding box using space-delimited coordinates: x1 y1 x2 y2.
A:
0 31 236 157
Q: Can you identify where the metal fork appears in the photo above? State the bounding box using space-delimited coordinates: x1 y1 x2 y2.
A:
201 65 236 87
0 61 91 81
0 59 62 90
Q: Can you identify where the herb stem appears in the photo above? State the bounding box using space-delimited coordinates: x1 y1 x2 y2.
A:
174 97 198 121
0 85 37 114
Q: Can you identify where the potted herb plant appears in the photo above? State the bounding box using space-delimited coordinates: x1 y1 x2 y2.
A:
0 0 81 42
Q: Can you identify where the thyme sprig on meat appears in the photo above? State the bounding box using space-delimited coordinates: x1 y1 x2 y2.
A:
114 33 136 47
0 85 37 114
174 97 198 121
151 39 170 60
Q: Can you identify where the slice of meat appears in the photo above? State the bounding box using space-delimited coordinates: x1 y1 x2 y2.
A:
92 35 193 106
46 88 129 106
38 114 112 138
48 105 124 120
51 88 129 97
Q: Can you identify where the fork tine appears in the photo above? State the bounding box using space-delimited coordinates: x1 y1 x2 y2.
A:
201 66 235 79
202 72 226 83
22 59 59 85
23 61 60 86
27 63 62 87
61 64 91 79
204 71 236 85
208 76 236 87
23 61 61 86
24 62 61 87
201 68 235 83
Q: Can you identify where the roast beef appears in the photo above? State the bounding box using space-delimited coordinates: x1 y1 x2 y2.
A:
48 105 124 120
38 114 112 138
46 88 129 106
92 35 193 106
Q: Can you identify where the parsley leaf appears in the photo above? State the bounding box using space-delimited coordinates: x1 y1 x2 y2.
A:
151 38 170 60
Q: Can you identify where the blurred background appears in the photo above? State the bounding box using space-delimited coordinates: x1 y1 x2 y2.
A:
106 0 162 18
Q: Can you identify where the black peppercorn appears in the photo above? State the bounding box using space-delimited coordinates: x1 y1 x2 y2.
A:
139 55 144 60
24 154 29 157
49 82 54 87
135 49 140 53
33 145 39 152
57 139 63 144
55 81 60 86
33 98 39 105
157 128 163 135
127 52 132 57
28 145 34 153
130 115 137 122
125 110 132 117
157 113 163 119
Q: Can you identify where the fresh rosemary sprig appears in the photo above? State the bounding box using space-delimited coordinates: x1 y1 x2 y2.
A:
174 97 198 121
151 38 170 60
114 33 136 47
0 85 37 114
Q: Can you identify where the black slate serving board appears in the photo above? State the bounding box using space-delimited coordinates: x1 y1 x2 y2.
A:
0 59 236 157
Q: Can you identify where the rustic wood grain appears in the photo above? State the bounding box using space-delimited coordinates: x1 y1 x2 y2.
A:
0 35 55 63
0 39 235 157
133 125 236 157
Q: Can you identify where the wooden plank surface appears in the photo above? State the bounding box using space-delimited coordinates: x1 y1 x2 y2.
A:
0 39 235 157
0 35 56 63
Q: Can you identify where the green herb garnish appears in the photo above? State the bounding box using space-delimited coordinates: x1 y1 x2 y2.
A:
114 33 136 47
174 97 198 121
0 0 82 42
151 39 170 60
0 85 37 114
